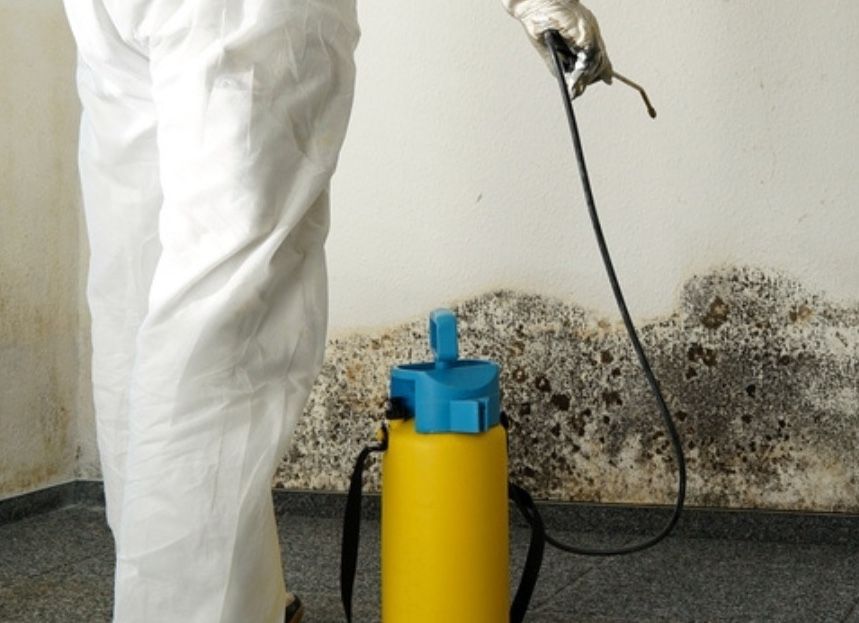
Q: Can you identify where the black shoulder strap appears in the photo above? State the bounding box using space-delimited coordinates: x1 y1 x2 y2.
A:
340 429 387 623
509 482 546 623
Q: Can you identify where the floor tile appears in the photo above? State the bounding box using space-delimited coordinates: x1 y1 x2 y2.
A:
537 537 859 622
0 505 111 585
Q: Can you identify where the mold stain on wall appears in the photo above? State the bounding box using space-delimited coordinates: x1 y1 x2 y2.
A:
0 291 77 496
276 266 859 513
0 3 80 498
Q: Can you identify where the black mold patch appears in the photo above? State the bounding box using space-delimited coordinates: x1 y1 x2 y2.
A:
702 296 730 329
275 267 859 513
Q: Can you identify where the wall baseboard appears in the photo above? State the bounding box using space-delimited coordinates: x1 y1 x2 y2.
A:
3 481 858 547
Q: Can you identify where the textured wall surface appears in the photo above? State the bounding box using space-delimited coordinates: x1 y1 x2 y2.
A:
277 267 859 513
0 1 82 498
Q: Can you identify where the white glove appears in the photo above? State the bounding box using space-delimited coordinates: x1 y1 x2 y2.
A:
502 0 613 99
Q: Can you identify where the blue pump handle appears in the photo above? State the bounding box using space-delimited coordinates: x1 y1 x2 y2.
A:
429 309 458 367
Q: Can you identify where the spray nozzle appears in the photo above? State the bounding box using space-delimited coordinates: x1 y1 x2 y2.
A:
543 29 657 119
612 71 657 119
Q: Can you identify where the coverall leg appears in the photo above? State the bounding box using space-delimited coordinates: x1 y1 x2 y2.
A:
63 1 359 621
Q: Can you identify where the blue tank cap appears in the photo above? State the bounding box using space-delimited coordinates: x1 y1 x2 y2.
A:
390 309 501 434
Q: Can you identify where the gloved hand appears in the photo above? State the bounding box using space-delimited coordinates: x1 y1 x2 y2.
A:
502 0 613 99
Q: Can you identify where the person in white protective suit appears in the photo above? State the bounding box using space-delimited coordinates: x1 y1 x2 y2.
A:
63 1 612 621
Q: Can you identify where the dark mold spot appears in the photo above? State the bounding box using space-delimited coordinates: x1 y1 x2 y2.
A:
534 375 552 393
788 304 814 323
702 296 730 329
687 343 718 367
602 391 623 408
600 350 614 364
550 393 571 411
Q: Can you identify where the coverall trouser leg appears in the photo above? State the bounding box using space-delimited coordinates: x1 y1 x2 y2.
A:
63 2 359 621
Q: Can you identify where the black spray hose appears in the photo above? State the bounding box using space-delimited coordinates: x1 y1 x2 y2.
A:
538 29 687 556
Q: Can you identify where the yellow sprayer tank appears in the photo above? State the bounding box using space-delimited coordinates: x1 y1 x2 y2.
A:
381 309 509 623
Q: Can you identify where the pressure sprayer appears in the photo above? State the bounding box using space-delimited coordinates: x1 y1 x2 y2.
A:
340 31 687 622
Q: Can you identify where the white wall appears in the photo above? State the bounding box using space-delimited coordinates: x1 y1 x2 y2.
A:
0 0 84 498
328 0 859 332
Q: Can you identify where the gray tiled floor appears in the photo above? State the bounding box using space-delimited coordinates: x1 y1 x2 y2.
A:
1 505 858 622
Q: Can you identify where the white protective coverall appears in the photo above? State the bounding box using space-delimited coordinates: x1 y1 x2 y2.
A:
65 1 358 621
63 0 606 621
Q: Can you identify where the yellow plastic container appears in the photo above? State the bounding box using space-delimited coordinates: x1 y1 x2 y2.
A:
381 418 509 623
